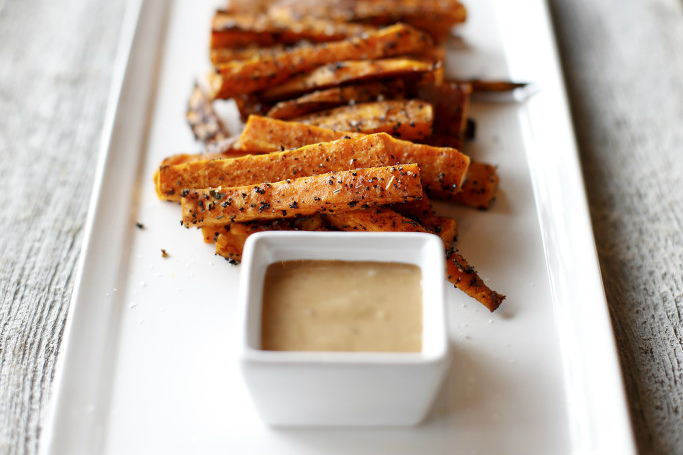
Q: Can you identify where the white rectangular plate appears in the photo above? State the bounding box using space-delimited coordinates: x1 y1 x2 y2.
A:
41 0 636 454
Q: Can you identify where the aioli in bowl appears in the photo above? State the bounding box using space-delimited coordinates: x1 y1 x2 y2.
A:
261 260 422 353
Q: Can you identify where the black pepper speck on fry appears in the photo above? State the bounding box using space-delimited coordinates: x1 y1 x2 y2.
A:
180 164 422 227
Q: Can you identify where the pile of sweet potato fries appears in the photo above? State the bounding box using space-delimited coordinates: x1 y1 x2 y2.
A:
155 0 508 311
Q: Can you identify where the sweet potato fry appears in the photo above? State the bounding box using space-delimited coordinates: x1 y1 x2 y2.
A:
325 207 427 233
451 161 500 209
235 215 327 240
326 202 456 246
211 31 274 52
446 248 505 312
158 147 249 169
214 46 446 72
466 79 528 93
210 23 432 99
222 1 270 15
210 45 286 65
215 216 328 262
423 134 463 151
268 0 467 42
237 115 355 153
427 215 458 245
232 93 272 121
202 225 230 244
181 164 423 227
292 99 433 141
157 134 393 201
417 81 471 147
266 80 406 119
409 64 444 89
215 229 245 263
186 83 230 144
385 136 470 196
325 207 502 310
204 136 249 155
327 200 457 245
356 0 468 26
210 12 375 49
392 197 458 245
391 196 433 220
269 0 466 22
327 196 458 245
260 59 436 101
237 116 470 197
153 148 251 192
157 152 233 168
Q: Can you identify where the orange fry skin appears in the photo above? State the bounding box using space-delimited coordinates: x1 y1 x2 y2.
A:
292 99 433 142
261 59 436 101
215 216 328 262
266 80 407 120
181 164 423 228
238 116 470 197
237 115 356 153
210 23 432 99
451 161 500 209
157 134 393 202
210 12 374 49
446 249 505 312
391 196 458 245
325 207 427 233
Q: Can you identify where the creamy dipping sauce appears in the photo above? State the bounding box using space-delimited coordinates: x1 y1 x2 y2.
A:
261 260 422 353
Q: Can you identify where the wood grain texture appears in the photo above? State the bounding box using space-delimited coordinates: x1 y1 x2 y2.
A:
0 0 125 454
548 0 683 454
0 0 682 454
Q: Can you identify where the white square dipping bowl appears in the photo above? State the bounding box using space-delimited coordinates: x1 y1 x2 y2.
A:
236 231 450 427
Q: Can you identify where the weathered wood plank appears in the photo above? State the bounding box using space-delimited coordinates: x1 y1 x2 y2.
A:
548 0 683 454
0 0 126 454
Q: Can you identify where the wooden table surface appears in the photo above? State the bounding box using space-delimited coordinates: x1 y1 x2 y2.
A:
1 0 681 454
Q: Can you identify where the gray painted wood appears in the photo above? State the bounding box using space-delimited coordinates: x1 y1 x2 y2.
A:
0 0 681 454
0 0 125 453
548 1 683 453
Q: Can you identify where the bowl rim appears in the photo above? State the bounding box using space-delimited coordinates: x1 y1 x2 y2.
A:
236 231 449 366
